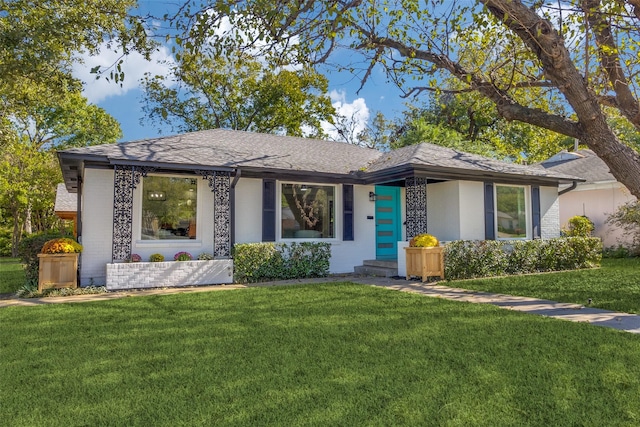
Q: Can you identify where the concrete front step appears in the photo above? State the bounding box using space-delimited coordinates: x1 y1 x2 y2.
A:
354 263 398 278
361 259 398 268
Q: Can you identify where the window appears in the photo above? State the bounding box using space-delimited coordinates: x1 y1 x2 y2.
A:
141 176 197 240
496 185 527 238
281 183 335 238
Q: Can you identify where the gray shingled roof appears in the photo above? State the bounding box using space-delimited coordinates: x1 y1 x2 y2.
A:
58 128 580 188
540 150 615 184
54 183 76 212
60 128 381 176
367 143 580 181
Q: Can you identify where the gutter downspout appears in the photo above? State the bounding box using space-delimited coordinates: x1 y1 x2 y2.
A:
558 180 578 196
76 176 83 287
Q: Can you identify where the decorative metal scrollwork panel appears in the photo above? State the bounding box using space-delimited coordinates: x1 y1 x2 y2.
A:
213 172 231 257
198 170 231 258
112 165 154 261
405 177 428 239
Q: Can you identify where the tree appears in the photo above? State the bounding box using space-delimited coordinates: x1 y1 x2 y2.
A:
0 142 60 256
606 201 640 254
0 0 144 254
391 94 575 162
0 90 122 253
326 109 392 149
0 0 150 92
8 90 122 151
165 0 640 198
141 49 335 137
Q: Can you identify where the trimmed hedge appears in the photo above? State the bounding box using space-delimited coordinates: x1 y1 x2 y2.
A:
233 242 331 283
444 237 602 280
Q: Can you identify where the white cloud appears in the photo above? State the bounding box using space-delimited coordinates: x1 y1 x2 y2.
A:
322 89 370 143
72 43 175 104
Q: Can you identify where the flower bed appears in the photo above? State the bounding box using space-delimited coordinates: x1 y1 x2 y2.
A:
106 259 233 290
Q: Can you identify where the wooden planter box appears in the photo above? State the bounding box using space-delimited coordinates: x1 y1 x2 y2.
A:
404 246 444 281
38 253 79 291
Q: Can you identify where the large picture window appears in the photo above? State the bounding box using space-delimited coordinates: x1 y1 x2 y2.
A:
141 176 197 240
496 185 527 238
281 183 335 238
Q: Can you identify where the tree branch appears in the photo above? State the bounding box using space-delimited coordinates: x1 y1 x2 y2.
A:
359 29 582 138
582 0 640 129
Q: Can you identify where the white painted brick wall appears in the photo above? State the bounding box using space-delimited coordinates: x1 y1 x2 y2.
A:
80 168 115 285
541 186 561 238
106 260 233 290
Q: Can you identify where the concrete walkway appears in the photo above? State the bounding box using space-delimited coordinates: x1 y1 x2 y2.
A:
353 277 640 334
2 276 640 334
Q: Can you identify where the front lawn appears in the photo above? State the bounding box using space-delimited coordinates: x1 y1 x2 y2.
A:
448 257 640 314
0 258 24 294
2 283 640 426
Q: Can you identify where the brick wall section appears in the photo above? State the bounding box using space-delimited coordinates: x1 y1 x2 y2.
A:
106 260 233 290
80 168 115 285
541 187 561 239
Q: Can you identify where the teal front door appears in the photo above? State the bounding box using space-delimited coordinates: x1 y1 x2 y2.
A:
375 186 401 260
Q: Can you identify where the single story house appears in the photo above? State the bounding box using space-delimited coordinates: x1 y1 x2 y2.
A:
540 149 637 248
57 129 579 289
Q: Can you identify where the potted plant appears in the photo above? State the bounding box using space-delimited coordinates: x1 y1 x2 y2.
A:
404 233 444 281
174 251 193 261
149 253 165 262
37 238 83 291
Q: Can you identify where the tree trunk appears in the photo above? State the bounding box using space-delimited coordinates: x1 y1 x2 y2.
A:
482 0 640 199
11 211 21 258
24 201 32 234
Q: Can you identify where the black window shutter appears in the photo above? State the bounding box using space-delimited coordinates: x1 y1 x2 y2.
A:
484 182 495 240
262 179 276 242
343 184 354 241
531 186 541 239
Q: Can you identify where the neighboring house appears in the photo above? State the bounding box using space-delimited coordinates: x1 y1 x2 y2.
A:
54 183 78 237
57 129 578 288
540 149 637 248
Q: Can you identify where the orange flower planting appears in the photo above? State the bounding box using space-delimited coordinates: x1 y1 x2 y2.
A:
41 238 83 254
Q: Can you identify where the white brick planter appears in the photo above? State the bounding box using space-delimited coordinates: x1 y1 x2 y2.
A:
106 259 233 290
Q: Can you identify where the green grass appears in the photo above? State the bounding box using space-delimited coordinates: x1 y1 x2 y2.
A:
2 283 640 426
448 258 640 314
0 257 24 294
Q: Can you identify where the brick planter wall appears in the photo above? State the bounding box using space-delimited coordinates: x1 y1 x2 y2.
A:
106 259 233 290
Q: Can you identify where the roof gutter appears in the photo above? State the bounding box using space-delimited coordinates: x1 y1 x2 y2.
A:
558 180 578 195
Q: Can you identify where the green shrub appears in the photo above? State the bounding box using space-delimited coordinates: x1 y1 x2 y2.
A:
17 231 70 286
16 284 107 298
564 216 595 237
603 245 632 258
149 253 165 262
606 200 640 253
0 228 12 257
233 242 331 283
444 237 602 280
282 242 332 278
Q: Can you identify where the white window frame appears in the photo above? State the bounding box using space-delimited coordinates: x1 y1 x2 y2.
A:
277 181 340 241
133 173 204 247
494 184 531 240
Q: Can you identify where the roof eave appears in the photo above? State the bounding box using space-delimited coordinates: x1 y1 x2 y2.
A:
362 164 583 186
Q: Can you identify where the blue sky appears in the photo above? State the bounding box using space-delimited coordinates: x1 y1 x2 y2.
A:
71 1 411 143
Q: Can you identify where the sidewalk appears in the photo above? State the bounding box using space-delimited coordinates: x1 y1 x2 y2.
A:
2 276 640 334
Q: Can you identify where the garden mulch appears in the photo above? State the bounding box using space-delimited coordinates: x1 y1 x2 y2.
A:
1 275 639 334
